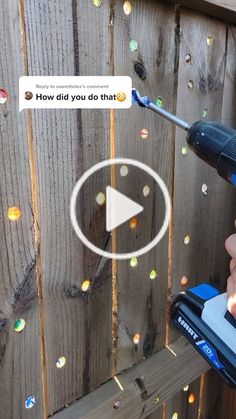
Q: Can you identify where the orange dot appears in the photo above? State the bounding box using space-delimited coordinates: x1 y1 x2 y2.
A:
8 207 21 221
180 276 189 286
188 393 195 404
133 333 140 344
130 217 138 229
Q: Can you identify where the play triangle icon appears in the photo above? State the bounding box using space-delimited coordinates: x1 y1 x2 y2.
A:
106 186 143 232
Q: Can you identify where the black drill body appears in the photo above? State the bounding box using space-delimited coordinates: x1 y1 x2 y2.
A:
188 121 236 184
132 88 236 185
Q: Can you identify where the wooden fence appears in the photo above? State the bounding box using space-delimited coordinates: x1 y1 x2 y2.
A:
0 0 235 418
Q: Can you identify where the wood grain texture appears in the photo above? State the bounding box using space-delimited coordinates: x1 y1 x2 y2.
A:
113 0 177 372
165 379 200 419
23 0 112 414
170 8 236 419
0 0 44 418
52 337 209 419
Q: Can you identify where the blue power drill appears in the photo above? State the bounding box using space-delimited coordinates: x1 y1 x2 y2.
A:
132 89 236 387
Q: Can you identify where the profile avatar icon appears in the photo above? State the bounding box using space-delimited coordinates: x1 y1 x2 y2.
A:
24 91 33 100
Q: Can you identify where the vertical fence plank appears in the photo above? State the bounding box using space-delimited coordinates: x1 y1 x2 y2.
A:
170 8 236 419
113 0 177 372
24 0 112 414
0 0 44 418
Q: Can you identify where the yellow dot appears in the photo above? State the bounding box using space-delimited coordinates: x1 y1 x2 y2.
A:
183 385 189 391
180 276 189 286
96 192 105 205
130 256 138 267
56 356 66 368
81 280 91 292
188 393 195 404
8 207 21 221
172 413 178 419
130 217 138 229
207 36 214 46
133 333 140 344
92 0 103 6
123 1 132 15
150 269 158 280
181 146 189 156
184 235 190 245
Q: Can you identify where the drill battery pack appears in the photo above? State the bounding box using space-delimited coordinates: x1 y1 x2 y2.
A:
172 284 236 388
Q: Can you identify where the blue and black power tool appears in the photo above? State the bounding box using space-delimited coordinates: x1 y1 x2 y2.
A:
132 89 236 387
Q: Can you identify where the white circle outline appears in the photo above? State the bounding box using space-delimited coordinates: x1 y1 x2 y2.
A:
70 158 171 260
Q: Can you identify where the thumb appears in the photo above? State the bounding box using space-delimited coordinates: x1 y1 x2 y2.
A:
227 274 236 318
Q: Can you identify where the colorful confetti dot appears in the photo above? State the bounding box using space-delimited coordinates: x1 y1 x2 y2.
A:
129 39 138 52
184 235 190 245
202 109 208 118
143 185 150 197
183 385 189 392
185 53 192 64
120 165 129 176
92 0 103 7
113 400 121 409
130 256 138 267
56 356 67 369
181 146 189 156
130 217 138 229
180 276 189 286
188 393 195 404
0 88 8 104
96 192 105 205
123 1 132 15
14 319 26 332
187 80 194 91
140 128 149 140
25 396 35 409
201 183 208 195
150 269 158 280
133 333 140 344
8 207 21 221
207 36 214 46
156 97 163 108
81 280 91 292
172 413 178 419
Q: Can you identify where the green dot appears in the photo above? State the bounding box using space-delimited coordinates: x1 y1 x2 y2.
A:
92 0 103 6
130 256 138 267
150 269 158 280
156 97 163 108
129 39 138 52
202 109 208 118
14 319 26 332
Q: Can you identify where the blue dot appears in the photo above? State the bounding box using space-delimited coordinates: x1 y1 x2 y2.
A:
25 395 36 409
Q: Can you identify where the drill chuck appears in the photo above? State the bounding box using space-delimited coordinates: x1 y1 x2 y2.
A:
187 121 236 185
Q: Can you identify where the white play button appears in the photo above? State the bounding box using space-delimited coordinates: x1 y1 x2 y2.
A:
106 186 143 232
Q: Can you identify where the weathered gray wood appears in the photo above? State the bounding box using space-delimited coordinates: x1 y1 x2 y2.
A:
171 7 236 419
113 0 177 372
23 0 112 414
52 337 209 419
200 23 236 419
0 0 44 418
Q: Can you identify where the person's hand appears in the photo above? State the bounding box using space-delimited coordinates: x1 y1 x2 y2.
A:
225 227 236 318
